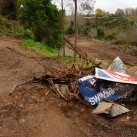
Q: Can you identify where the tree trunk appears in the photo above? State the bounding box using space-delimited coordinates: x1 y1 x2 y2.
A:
74 0 78 61
61 0 65 56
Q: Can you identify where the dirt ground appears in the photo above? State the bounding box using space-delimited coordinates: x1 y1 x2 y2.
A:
67 36 137 65
67 36 137 76
0 36 137 137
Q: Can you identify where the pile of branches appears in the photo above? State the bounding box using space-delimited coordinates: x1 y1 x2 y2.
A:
10 63 96 101
33 64 96 101
7 46 100 101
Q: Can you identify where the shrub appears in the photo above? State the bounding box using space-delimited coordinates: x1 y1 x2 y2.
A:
96 27 106 39
66 21 75 35
0 16 12 29
21 28 35 40
18 0 63 48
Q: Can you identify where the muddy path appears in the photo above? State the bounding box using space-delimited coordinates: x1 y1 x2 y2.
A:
0 36 137 137
67 36 137 66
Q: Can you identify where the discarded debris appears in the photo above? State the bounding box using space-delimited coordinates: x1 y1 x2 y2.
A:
10 64 83 101
78 57 137 117
93 101 130 117
95 68 137 84
108 56 126 74
10 56 137 118
10 79 33 95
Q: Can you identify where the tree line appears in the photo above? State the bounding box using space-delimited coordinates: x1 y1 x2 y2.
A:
95 8 137 17
0 0 95 50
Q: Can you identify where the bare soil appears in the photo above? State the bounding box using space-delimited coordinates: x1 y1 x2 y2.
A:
0 36 137 137
67 36 137 65
67 36 137 76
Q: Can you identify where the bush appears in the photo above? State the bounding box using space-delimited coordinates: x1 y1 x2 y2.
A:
66 21 75 35
21 28 35 40
18 0 63 48
96 27 106 40
115 26 137 45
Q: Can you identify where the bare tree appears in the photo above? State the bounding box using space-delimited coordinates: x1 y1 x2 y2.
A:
135 8 137 16
125 8 135 16
79 0 95 15
104 11 110 17
61 0 65 56
115 8 125 17
52 0 94 60
52 0 72 56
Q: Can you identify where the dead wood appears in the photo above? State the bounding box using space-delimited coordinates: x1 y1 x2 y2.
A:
64 37 102 66
10 79 33 95
7 46 97 101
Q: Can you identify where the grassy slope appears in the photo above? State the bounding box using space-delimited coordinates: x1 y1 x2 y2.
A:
21 39 58 57
21 39 85 67
83 16 137 45
0 16 21 36
0 16 58 57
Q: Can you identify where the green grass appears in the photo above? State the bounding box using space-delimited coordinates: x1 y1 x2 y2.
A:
21 39 88 68
0 16 12 35
21 39 58 57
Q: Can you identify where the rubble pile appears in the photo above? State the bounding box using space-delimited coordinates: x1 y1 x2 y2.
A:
11 57 137 118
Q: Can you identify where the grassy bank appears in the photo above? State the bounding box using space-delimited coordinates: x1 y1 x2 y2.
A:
21 39 58 57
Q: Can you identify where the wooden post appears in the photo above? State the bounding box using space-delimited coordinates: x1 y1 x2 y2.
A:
61 0 65 56
73 0 78 61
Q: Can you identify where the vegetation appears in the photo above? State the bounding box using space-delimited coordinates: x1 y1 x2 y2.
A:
92 16 137 45
0 16 35 38
18 0 63 49
66 14 137 46
0 15 83 65
21 39 86 66
0 16 20 36
1 0 137 57
95 9 104 17
21 39 58 57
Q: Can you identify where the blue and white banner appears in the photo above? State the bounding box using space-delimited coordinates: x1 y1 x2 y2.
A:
78 68 137 105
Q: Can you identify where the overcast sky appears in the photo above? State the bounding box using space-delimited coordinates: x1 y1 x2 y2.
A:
95 0 137 13
53 0 137 14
